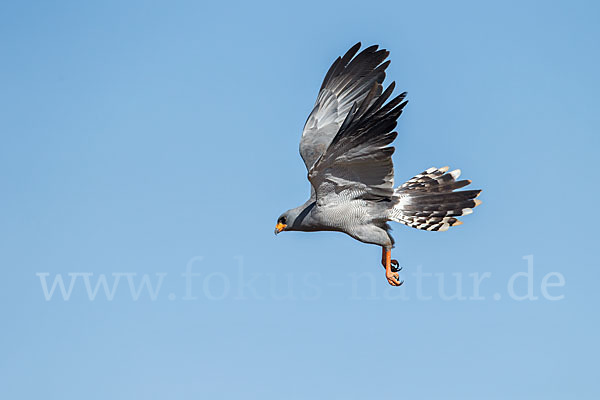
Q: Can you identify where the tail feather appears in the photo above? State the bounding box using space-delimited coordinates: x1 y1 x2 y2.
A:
388 166 481 231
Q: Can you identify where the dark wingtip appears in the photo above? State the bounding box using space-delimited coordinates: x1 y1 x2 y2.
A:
347 42 362 56
362 44 379 53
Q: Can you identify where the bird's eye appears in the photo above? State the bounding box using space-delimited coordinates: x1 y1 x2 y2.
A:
279 217 286 224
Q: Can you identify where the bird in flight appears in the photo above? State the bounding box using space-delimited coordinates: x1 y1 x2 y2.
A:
275 43 481 286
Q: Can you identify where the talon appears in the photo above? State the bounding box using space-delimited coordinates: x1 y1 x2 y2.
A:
386 272 401 286
382 248 404 287
390 259 402 273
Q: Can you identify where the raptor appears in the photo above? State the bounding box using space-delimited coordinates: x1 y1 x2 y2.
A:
275 43 481 286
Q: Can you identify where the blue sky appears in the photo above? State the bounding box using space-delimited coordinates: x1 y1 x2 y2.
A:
1 0 599 399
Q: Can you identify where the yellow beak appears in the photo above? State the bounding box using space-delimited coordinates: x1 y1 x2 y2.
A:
274 222 287 235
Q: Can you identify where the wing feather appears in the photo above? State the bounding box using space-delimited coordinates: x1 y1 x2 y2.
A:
300 43 392 177
308 89 408 204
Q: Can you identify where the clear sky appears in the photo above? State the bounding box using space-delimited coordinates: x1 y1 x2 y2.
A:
1 1 599 399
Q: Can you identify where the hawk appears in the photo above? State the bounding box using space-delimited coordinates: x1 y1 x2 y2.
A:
275 43 481 286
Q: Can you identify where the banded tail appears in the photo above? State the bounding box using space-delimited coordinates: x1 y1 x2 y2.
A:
388 166 481 231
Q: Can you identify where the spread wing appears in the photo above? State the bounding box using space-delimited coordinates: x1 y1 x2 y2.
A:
300 43 392 177
308 80 408 205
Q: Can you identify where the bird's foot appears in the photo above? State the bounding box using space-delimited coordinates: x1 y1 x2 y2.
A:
386 270 403 286
382 247 404 286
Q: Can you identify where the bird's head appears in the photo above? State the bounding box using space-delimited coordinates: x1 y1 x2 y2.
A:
274 206 306 235
274 212 290 235
275 202 315 235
